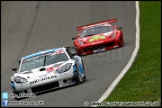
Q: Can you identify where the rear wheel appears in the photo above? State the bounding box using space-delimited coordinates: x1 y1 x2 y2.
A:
119 36 124 47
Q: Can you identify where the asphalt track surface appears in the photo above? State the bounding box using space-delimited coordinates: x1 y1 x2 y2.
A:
1 1 136 107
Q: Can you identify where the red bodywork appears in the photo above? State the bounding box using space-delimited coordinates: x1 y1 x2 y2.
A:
73 19 124 56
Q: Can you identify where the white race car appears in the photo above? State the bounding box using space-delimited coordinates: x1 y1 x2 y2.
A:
11 47 86 98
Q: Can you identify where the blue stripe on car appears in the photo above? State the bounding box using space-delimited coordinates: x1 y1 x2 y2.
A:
73 65 77 77
79 64 84 73
22 48 62 60
73 65 77 72
11 82 15 89
11 83 15 87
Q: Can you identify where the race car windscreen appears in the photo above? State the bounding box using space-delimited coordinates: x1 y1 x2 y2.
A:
80 25 114 38
20 52 68 72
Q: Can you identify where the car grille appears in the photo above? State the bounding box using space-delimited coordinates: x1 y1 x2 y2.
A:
83 42 114 52
31 81 59 93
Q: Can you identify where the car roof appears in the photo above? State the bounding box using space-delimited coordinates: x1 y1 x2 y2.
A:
22 47 64 60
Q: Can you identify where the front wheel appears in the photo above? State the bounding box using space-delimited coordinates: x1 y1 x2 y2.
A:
75 62 86 85
81 60 86 81
76 71 83 85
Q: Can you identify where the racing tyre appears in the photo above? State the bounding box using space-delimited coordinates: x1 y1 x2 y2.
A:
119 36 124 47
81 60 86 81
75 62 86 85
76 71 83 85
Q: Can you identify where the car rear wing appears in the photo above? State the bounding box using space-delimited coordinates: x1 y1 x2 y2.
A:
77 19 117 31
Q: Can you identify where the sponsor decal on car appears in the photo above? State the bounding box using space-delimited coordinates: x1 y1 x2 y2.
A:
46 66 60 74
46 67 54 73
89 35 106 42
53 49 65 55
29 75 58 85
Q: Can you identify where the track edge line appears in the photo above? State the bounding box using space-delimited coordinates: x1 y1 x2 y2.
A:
92 1 140 107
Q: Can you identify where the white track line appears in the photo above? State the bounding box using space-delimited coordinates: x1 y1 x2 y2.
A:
92 1 140 107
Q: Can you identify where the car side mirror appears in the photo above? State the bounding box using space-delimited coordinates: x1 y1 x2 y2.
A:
118 27 123 30
12 67 17 72
114 26 118 29
72 37 76 40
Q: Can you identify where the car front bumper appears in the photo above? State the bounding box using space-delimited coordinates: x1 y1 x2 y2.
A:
11 69 78 95
77 38 121 55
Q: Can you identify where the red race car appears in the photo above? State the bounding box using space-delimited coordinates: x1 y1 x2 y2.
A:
72 19 124 56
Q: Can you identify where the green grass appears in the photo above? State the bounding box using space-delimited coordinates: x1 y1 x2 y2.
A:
102 1 161 107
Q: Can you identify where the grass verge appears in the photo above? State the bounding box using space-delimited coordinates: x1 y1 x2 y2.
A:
101 1 161 107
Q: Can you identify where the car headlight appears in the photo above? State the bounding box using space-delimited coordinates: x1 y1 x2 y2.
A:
57 63 72 73
78 40 84 45
13 76 27 83
110 32 116 38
